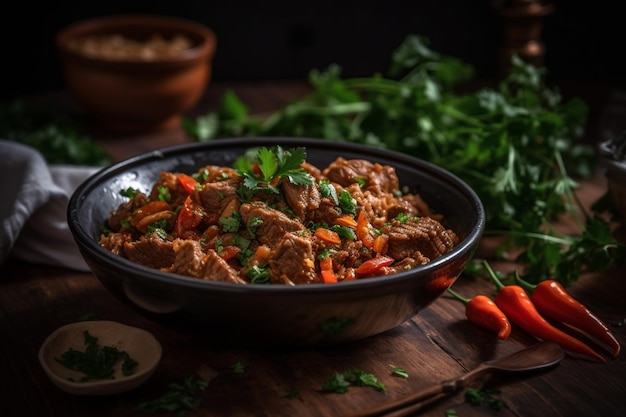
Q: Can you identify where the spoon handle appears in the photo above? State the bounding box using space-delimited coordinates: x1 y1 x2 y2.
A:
346 364 491 417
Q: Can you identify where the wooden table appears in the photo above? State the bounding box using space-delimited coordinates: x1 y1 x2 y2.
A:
1 82 625 417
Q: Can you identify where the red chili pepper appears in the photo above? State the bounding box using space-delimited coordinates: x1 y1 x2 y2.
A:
516 274 620 359
447 288 511 340
484 261 606 363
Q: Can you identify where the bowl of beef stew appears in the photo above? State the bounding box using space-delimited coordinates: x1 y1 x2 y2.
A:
68 137 485 347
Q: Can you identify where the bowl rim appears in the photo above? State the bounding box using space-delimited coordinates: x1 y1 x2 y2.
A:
55 13 217 65
68 137 486 294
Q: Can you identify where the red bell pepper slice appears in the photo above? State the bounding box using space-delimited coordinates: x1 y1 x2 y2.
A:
178 173 200 194
355 255 394 276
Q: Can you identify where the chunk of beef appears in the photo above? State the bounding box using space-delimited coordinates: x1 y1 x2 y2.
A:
268 233 321 285
386 199 420 220
281 180 321 221
322 158 399 194
384 253 431 274
166 239 246 284
195 180 240 225
312 238 366 270
197 165 241 185
99 232 132 256
106 192 149 231
385 217 458 261
239 202 305 246
149 171 188 209
301 162 323 180
347 184 398 227
401 194 444 221
123 232 175 269
305 197 343 225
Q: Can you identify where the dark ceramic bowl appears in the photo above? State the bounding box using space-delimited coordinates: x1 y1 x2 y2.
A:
68 138 485 347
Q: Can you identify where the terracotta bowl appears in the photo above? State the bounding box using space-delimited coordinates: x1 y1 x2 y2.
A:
56 14 217 134
67 137 485 348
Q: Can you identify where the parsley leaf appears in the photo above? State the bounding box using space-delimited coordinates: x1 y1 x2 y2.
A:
321 369 387 393
136 376 208 415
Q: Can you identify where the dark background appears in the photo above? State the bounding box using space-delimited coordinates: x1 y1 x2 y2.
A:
1 0 624 100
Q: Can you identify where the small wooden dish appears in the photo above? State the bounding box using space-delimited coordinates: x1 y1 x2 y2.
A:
38 320 162 395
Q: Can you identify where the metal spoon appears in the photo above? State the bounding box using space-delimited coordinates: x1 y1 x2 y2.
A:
349 341 564 417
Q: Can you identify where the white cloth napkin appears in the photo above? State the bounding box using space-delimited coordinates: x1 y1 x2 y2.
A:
0 139 99 271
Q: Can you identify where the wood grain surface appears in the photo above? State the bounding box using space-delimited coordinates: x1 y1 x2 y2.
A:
1 82 624 417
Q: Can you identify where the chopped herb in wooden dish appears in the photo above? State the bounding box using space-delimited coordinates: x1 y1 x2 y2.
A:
56 330 138 382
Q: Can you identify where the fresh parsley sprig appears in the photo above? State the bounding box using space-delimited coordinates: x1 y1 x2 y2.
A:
234 145 314 196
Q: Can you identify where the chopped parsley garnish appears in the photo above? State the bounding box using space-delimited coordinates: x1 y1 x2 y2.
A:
157 186 171 202
147 219 168 235
329 224 357 240
247 216 263 237
232 360 246 374
246 265 271 284
120 187 140 199
391 367 409 378
394 212 414 224
56 330 138 382
318 248 333 260
219 211 242 233
193 168 210 183
338 190 357 215
321 369 387 394
465 387 505 410
136 376 208 415
319 180 339 204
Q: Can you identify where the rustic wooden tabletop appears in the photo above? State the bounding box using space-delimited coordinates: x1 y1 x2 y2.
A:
1 81 625 417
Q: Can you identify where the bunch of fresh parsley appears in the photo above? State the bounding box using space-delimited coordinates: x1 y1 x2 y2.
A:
0 99 110 166
183 34 626 285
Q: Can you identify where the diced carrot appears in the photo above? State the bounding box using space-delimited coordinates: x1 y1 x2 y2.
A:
132 200 171 219
319 256 333 271
254 244 272 261
336 215 357 228
372 234 388 253
321 269 338 283
356 210 374 249
315 228 341 245
342 267 357 281
202 225 221 239
219 245 241 261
